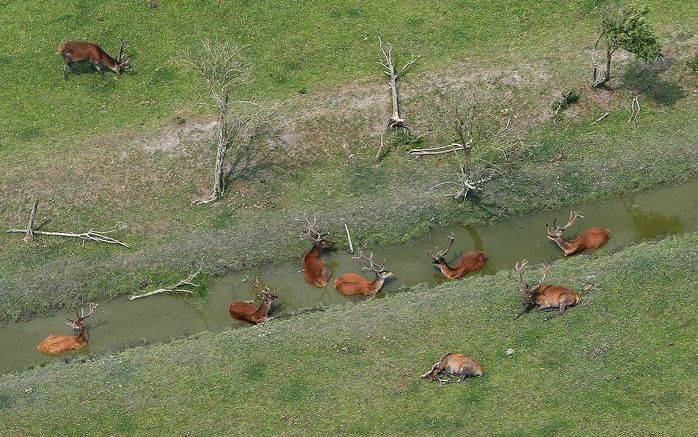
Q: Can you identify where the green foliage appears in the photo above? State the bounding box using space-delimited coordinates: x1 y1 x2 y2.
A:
601 5 662 62
687 54 698 75
551 89 580 113
390 129 424 150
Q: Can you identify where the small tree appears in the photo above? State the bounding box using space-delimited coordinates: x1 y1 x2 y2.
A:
183 40 269 205
592 5 662 87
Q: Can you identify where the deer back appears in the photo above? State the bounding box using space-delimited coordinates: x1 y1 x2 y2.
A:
303 245 332 287
60 41 119 69
533 284 580 308
334 272 382 296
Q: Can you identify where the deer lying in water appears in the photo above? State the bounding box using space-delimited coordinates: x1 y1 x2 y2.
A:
421 353 483 384
334 249 395 297
428 234 488 279
229 277 278 324
301 216 334 287
59 38 132 80
514 260 579 319
37 303 98 355
546 210 611 256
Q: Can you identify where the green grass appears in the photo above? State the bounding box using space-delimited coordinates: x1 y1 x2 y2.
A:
0 0 696 323
1 233 695 434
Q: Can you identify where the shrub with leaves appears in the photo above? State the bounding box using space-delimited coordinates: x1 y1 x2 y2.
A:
592 5 662 87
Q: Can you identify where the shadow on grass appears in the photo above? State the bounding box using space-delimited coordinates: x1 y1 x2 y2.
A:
620 59 685 105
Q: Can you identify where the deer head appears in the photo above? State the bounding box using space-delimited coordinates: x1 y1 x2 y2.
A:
115 37 132 73
427 234 456 265
66 302 98 338
546 210 583 239
353 249 395 280
514 260 548 304
300 215 334 250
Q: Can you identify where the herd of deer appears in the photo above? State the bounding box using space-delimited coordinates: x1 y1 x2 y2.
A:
41 40 612 383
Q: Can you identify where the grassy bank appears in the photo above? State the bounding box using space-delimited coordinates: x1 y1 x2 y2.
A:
0 233 695 434
1 1 696 323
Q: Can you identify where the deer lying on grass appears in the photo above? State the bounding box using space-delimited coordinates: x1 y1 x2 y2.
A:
546 210 611 256
334 249 395 297
301 216 335 287
59 39 132 80
38 303 98 355
229 277 278 324
428 234 488 279
514 260 579 319
421 353 483 384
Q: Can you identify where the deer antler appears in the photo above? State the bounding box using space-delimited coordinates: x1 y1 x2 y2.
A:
300 214 325 242
427 234 456 260
560 211 583 231
78 302 98 320
532 264 550 291
514 259 529 291
116 37 132 69
353 248 385 273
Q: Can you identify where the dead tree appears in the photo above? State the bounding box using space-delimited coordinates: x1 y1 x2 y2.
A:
431 149 503 202
129 268 201 300
377 38 419 129
628 95 640 126
6 201 130 247
183 40 273 205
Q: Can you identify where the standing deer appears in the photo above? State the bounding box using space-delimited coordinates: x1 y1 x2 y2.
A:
334 249 395 297
229 277 278 324
59 39 132 80
428 234 488 279
37 303 98 355
546 210 611 256
421 353 483 384
301 216 334 287
514 260 579 319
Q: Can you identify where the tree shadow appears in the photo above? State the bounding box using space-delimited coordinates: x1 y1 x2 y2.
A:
224 138 288 186
620 59 685 105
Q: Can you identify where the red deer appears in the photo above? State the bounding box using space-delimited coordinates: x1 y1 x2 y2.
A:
334 249 395 297
421 353 483 384
59 39 132 80
546 210 611 256
514 260 579 319
37 303 98 355
229 277 278 324
301 216 334 287
427 234 487 279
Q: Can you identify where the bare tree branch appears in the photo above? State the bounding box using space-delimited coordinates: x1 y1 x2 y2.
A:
377 37 420 128
129 268 202 300
6 202 130 247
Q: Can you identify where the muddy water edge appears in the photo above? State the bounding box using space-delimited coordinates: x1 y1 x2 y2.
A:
1 180 696 373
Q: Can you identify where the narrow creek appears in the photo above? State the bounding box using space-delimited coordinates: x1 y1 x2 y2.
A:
1 180 696 374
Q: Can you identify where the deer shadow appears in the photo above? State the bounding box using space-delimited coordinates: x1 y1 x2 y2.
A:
620 59 685 106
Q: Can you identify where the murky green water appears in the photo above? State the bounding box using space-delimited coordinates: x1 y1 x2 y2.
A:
1 181 696 374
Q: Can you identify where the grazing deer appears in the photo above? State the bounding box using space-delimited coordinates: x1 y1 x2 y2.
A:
229 277 278 324
334 249 395 297
427 234 488 279
59 39 132 80
421 353 483 384
37 303 98 355
514 260 579 319
546 210 611 256
301 216 335 287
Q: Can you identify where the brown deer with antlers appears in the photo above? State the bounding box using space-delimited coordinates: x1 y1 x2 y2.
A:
546 210 611 256
421 353 483 384
37 303 98 355
301 216 335 287
428 234 487 279
229 277 278 324
334 249 395 297
59 39 132 80
514 260 579 319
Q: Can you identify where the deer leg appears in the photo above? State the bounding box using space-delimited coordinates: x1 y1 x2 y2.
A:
63 63 69 80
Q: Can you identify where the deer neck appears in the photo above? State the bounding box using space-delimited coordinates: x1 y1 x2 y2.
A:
254 300 271 318
307 246 322 258
102 55 120 71
551 235 575 253
76 322 88 343
438 262 457 277
371 275 386 293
